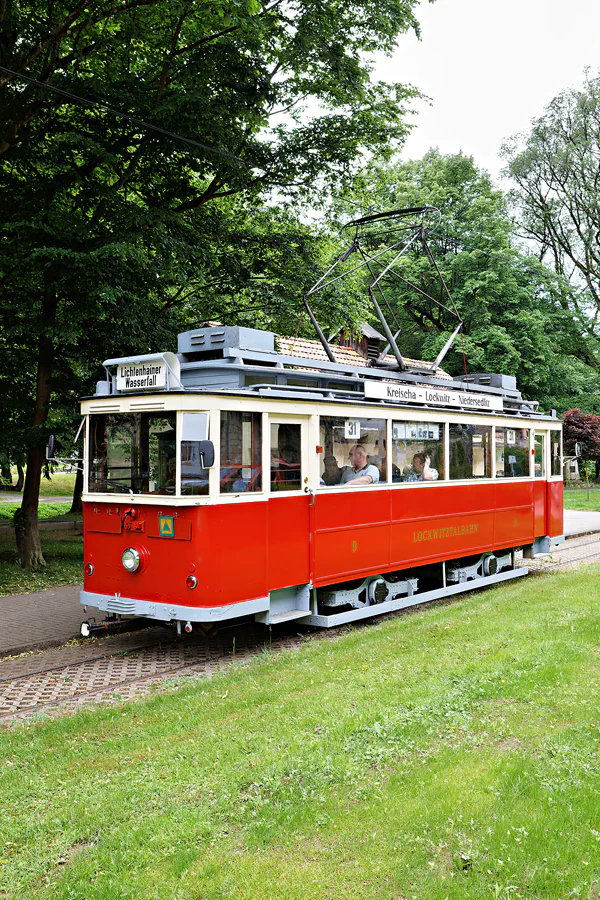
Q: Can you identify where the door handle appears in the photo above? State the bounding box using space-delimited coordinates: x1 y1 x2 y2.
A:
304 486 316 507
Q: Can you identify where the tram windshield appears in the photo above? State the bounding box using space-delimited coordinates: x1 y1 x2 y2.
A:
89 413 177 494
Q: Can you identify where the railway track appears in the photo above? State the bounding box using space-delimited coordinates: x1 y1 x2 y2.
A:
525 531 600 572
2 532 599 723
0 623 305 723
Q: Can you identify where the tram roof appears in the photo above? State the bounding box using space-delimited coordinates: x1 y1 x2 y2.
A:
86 324 559 422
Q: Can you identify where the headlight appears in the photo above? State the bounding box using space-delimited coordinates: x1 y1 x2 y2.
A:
122 547 141 572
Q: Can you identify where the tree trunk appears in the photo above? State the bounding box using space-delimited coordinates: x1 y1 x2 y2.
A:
70 465 83 514
15 463 24 492
595 459 600 483
14 444 45 568
15 282 58 568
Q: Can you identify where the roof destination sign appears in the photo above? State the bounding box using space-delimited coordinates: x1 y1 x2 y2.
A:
117 361 167 391
364 380 504 412
105 351 182 393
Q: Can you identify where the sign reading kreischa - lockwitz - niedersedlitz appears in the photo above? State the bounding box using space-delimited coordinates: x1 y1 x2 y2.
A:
364 380 504 412
116 361 167 391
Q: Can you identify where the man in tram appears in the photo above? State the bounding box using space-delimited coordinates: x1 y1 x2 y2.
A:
321 453 343 486
404 451 438 482
340 444 380 485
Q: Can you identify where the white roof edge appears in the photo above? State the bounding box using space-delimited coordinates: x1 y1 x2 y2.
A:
103 351 179 367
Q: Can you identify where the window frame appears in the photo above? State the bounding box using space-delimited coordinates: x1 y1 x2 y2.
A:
448 421 493 481
550 428 563 479
88 410 178 496
219 408 264 496
390 419 446 483
268 415 308 495
317 414 388 489
177 410 211 497
493 426 532 479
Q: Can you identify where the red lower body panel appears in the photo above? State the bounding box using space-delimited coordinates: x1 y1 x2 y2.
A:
312 481 560 588
83 497 310 610
83 479 563 608
546 480 564 536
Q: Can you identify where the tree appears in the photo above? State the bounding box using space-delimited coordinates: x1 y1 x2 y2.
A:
0 0 426 567
334 151 600 408
562 408 600 480
502 72 600 341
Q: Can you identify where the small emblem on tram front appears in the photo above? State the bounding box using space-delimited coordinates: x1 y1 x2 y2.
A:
159 515 175 537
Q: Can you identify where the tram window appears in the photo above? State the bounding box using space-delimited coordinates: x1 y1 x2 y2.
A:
534 433 545 478
271 423 302 491
89 413 176 494
319 417 386 486
449 424 492 479
495 427 530 478
391 421 444 482
220 411 262 493
551 430 562 476
181 413 210 496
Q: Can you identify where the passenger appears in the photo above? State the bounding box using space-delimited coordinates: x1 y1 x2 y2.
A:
404 451 438 482
321 453 342 486
341 444 380 485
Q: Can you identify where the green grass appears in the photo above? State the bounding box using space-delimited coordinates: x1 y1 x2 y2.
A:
0 503 80 523
0 528 82 595
1 471 76 497
2 567 600 898
37 472 77 496
564 488 600 511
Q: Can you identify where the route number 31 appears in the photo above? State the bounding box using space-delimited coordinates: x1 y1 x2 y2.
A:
344 419 361 440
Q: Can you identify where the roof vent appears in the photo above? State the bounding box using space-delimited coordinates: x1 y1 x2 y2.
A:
178 325 275 359
458 373 518 392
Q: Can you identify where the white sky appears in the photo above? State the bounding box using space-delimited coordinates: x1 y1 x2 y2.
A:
375 0 600 182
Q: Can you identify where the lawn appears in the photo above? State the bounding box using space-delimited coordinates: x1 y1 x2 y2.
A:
1 471 76 497
564 488 600 511
0 503 81 523
2 566 600 898
0 527 82 596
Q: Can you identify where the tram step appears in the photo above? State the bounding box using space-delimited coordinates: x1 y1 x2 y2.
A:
268 609 309 625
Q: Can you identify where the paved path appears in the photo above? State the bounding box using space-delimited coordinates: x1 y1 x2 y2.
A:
0 585 98 657
563 509 600 536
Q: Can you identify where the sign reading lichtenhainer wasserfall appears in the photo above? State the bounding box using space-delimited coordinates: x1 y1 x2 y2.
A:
363 380 504 412
116 361 167 391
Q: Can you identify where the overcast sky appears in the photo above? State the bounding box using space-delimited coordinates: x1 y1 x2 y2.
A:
375 0 600 182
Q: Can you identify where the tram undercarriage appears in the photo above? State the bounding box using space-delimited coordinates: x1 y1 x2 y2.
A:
261 547 530 629
81 541 559 637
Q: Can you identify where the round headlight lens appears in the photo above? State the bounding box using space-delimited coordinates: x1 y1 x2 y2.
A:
122 547 141 572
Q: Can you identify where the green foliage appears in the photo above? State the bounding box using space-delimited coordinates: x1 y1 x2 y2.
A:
502 72 600 334
0 0 427 557
335 151 600 409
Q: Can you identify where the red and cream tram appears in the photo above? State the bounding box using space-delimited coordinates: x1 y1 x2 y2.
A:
80 323 563 632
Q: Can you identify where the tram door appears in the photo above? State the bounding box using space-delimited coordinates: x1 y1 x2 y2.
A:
532 431 547 536
268 416 311 589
